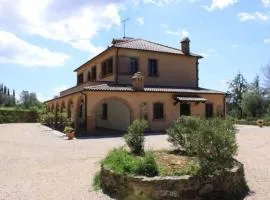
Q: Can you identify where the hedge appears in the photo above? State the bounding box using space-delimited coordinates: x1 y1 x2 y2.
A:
0 109 39 123
235 120 270 126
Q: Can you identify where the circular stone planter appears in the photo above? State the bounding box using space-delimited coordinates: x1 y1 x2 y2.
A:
100 161 248 200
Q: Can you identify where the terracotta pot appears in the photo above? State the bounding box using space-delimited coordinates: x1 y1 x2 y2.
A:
67 132 75 140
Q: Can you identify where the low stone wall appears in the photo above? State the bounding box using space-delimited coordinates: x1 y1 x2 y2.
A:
100 161 247 200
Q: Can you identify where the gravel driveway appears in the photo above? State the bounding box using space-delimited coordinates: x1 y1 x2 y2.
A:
0 123 269 200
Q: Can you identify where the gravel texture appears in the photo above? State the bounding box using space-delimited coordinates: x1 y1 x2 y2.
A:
0 123 269 200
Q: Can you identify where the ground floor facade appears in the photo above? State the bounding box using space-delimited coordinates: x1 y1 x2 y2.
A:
46 90 225 134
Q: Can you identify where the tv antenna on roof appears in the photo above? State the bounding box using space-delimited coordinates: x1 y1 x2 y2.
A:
121 18 129 38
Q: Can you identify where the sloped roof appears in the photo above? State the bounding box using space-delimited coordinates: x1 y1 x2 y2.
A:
112 38 202 57
84 84 225 94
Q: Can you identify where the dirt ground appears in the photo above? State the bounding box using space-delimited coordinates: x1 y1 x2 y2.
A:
0 123 269 200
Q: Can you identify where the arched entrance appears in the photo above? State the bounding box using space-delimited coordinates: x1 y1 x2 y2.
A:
94 97 132 131
75 96 86 135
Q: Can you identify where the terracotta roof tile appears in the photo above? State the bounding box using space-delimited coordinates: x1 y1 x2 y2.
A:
84 84 225 94
112 38 202 57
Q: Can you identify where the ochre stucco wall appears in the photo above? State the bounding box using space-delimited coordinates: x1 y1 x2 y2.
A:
117 48 198 87
46 91 225 133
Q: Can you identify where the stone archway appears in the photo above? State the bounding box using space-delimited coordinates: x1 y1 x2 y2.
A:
92 97 132 131
75 96 86 134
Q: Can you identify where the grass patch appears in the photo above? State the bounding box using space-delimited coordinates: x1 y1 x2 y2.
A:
102 148 199 177
93 171 101 191
102 147 158 177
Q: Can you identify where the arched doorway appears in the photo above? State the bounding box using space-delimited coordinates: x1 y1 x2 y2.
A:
76 96 86 134
94 97 132 131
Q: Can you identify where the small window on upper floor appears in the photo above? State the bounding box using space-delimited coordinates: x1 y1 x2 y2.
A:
153 102 164 120
87 71 91 81
77 73 84 85
148 59 158 77
101 57 113 77
129 57 138 74
91 66 97 81
107 58 113 74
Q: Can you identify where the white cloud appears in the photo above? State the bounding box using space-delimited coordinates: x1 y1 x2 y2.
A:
37 93 50 102
221 79 231 87
238 12 270 21
203 0 238 11
264 38 270 43
0 31 69 67
141 0 180 6
199 48 217 58
262 0 270 7
0 0 122 54
53 85 68 96
136 17 144 26
166 28 190 38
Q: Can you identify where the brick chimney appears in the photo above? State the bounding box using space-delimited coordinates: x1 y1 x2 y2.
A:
181 37 190 55
131 72 144 91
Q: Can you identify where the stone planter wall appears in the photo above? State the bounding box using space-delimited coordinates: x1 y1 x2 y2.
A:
100 161 247 200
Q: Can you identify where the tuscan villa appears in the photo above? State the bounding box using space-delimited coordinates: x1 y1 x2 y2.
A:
45 37 225 135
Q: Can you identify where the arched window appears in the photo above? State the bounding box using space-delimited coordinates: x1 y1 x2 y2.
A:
153 102 164 120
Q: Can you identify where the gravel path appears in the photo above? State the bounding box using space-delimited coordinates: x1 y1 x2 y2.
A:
0 123 269 200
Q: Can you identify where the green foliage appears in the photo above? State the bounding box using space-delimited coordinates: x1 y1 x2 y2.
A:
123 119 148 155
135 152 158 177
196 118 238 175
19 90 41 109
64 126 74 133
93 171 101 191
241 91 263 118
167 117 238 175
0 109 39 123
102 148 158 177
167 116 200 154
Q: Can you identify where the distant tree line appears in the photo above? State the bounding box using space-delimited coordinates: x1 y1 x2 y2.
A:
0 83 41 109
0 84 16 106
227 63 270 120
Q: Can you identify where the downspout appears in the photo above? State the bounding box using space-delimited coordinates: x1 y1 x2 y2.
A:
223 94 227 118
80 91 88 135
196 58 199 88
115 47 119 84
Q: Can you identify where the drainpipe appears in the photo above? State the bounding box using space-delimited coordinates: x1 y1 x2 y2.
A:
196 58 199 88
80 91 88 135
115 47 119 84
223 94 227 119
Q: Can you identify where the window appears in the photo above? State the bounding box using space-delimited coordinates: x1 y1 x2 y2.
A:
102 103 108 120
153 103 164 120
101 57 113 77
101 62 107 76
107 58 113 74
79 103 83 118
129 57 138 74
77 73 84 85
148 59 158 77
91 66 97 81
87 71 91 81
205 103 213 118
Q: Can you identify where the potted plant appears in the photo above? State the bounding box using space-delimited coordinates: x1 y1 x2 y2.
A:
256 119 264 128
64 126 75 140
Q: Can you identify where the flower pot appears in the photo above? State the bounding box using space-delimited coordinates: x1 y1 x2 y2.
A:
256 120 264 128
67 132 75 140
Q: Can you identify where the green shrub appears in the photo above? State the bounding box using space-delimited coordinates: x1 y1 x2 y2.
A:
196 118 237 174
167 116 200 155
167 117 238 175
123 119 148 155
102 148 158 177
93 171 101 191
135 152 158 177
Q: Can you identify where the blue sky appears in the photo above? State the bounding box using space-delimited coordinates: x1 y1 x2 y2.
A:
0 0 270 101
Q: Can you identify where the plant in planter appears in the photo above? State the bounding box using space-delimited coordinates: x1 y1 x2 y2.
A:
256 119 264 128
64 126 75 140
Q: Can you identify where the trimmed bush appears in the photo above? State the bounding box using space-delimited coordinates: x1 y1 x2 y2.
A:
167 116 200 154
167 117 238 175
135 152 158 177
0 109 39 123
123 119 148 155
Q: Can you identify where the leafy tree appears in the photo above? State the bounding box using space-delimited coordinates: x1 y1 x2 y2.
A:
227 72 248 118
241 91 263 118
263 62 270 89
20 90 40 108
